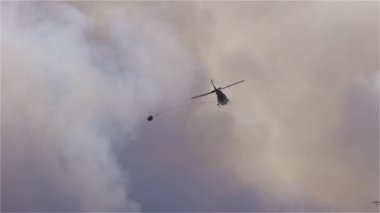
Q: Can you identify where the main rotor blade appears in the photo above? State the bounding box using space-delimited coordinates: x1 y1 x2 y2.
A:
221 80 245 90
191 90 215 99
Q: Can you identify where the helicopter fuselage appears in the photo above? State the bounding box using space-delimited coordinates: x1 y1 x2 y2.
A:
215 89 229 106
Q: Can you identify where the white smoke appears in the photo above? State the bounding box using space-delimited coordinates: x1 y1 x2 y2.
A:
2 2 378 212
1 2 201 211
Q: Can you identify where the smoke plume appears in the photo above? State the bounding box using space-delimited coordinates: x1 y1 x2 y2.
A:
1 1 378 212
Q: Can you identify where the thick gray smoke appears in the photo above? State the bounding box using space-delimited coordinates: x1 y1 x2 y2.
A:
1 1 379 212
192 2 379 211
1 2 202 211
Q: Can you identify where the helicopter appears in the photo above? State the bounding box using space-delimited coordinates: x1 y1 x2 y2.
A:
191 80 245 106
147 79 245 121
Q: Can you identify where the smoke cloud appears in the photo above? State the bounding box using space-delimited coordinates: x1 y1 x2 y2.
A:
1 2 202 211
191 2 379 211
1 1 379 212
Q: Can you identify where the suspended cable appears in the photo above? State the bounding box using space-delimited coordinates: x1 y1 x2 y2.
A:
147 101 214 121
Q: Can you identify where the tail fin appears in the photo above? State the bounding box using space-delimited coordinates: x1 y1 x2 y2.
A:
211 80 217 90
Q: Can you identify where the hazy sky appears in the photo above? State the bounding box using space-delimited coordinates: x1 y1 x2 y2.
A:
1 1 379 212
